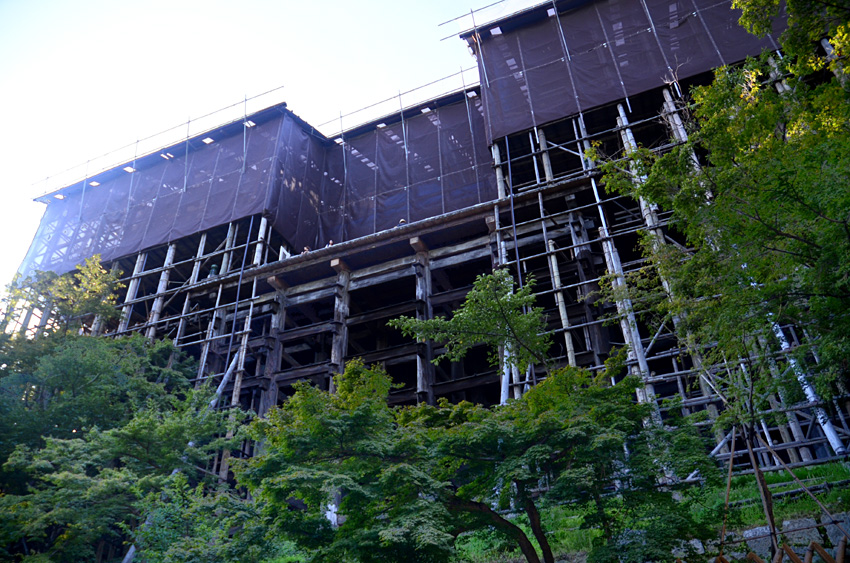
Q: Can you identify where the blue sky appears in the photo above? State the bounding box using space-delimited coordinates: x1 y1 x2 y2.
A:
0 0 534 289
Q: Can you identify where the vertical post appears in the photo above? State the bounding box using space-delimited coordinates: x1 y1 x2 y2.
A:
221 222 235 274
259 292 286 418
581 110 653 408
411 237 435 405
772 322 847 456
17 307 35 336
548 240 576 366
821 39 848 86
197 284 224 384
617 104 665 244
330 259 351 392
529 131 541 185
35 302 52 334
662 89 688 143
500 347 511 405
492 144 507 199
537 128 554 182
145 244 176 340
253 216 268 267
176 234 207 345
119 252 146 332
190 233 207 285
219 279 257 481
511 364 523 400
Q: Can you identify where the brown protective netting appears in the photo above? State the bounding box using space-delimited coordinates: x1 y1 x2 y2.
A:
20 93 496 276
473 0 785 143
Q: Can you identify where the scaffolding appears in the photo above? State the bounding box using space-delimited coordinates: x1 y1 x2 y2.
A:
11 0 846 475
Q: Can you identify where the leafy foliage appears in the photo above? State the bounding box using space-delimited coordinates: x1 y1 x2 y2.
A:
0 256 273 562
240 354 716 563
733 0 850 76
0 392 241 561
597 41 850 425
133 472 302 563
389 269 551 374
3 255 124 335
0 335 194 488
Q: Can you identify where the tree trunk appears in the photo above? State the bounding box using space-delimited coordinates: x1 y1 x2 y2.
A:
519 485 555 563
450 498 541 563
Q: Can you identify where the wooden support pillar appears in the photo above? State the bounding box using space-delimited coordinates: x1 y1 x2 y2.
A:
253 216 269 267
329 258 351 392
190 233 207 284
589 166 655 409
411 237 435 405
537 128 554 182
176 234 206 345
259 295 285 418
197 285 224 385
221 222 236 274
145 243 176 340
219 279 257 481
17 307 35 336
34 303 52 335
821 39 848 86
662 88 688 143
492 144 507 199
547 240 576 366
500 346 511 405
617 104 665 243
119 252 146 332
90 315 104 336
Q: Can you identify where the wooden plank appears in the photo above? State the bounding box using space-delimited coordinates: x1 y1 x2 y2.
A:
286 277 336 297
347 343 418 365
276 321 335 342
428 235 489 260
431 247 491 270
350 266 415 291
145 243 176 340
433 373 500 395
347 301 418 326
388 388 417 404
431 287 471 306
274 362 332 384
350 255 418 283
285 287 336 306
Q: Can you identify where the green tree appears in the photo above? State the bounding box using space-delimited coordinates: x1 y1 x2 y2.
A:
0 383 241 562
595 2 850 548
597 2 850 421
3 255 123 336
240 273 715 563
733 0 850 76
0 335 194 494
129 461 301 563
389 269 551 374
0 256 262 562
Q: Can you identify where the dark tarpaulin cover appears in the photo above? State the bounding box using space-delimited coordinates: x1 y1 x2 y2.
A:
21 95 497 276
21 114 290 276
313 93 496 249
475 0 783 143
